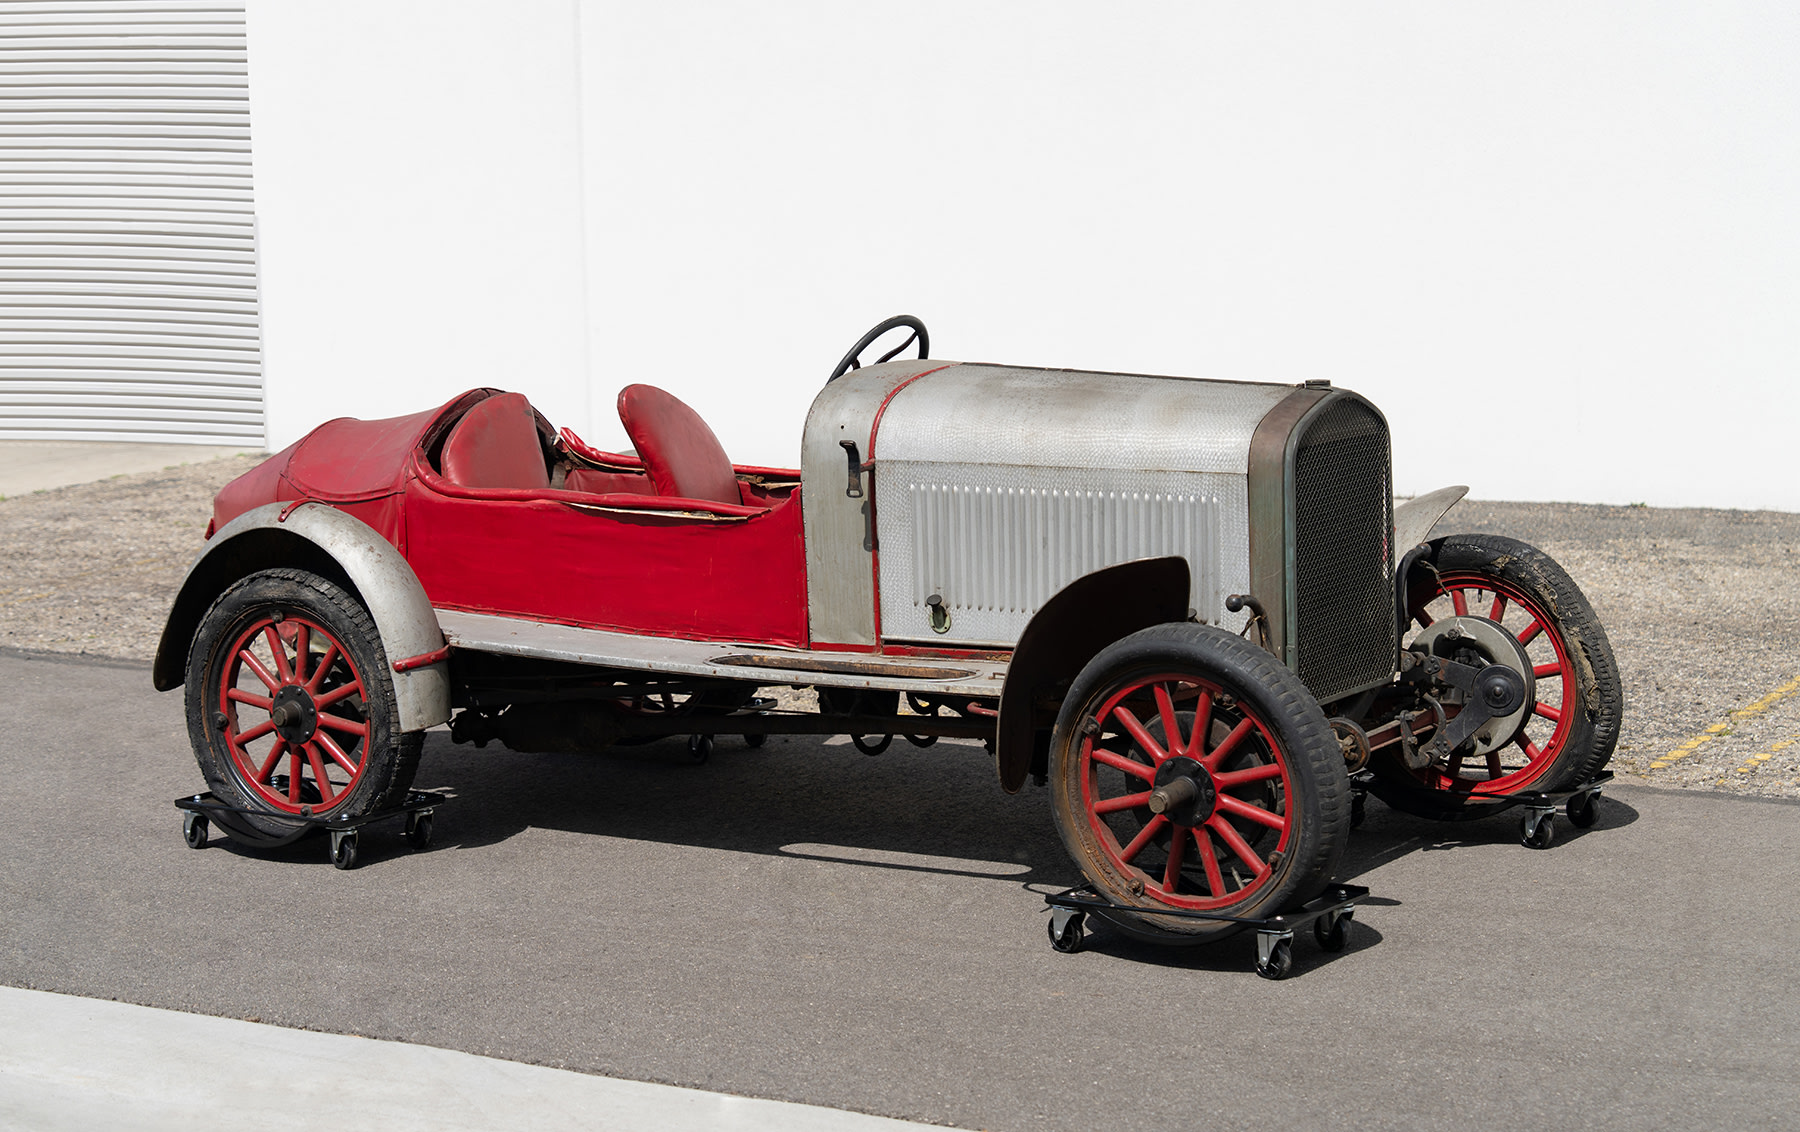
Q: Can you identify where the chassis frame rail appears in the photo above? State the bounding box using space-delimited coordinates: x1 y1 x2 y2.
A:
174 790 445 870
1043 882 1370 979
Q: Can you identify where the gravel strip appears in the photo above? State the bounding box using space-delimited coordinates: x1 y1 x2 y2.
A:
0 455 262 662
2 460 1793 797
1431 499 1800 798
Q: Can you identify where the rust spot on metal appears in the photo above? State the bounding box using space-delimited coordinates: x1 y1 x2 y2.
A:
393 643 452 673
709 653 978 680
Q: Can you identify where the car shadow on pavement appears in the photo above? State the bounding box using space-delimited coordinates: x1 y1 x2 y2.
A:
1334 791 1643 883
408 731 1077 883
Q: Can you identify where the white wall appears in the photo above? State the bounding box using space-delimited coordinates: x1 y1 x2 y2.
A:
253 2 1800 512
246 0 590 450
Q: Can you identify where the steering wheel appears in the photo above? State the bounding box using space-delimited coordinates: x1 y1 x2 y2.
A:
827 315 929 383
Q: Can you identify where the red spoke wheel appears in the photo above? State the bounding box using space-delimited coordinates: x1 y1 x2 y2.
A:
186 569 421 837
1372 533 1621 820
1050 624 1352 945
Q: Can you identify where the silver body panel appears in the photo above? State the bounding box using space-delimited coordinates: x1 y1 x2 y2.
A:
1393 484 1469 554
437 609 1010 698
166 503 452 732
800 358 959 646
862 365 1293 647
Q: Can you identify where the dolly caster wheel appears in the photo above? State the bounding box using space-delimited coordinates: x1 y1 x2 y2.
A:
1567 793 1600 829
1350 794 1366 829
1256 935 1294 980
405 812 434 851
1520 812 1555 850
687 734 713 764
1047 910 1086 953
1313 911 1350 953
331 830 360 870
182 813 208 850
743 732 766 749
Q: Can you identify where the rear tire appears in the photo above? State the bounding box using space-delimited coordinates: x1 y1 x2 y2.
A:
185 569 421 838
1048 624 1351 945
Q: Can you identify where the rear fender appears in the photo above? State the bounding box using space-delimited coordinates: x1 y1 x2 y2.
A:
152 502 451 733
993 557 1192 793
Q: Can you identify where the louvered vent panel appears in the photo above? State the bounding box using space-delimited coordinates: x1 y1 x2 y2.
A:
0 0 261 444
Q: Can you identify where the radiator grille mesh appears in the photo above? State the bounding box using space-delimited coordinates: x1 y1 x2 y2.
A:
1292 399 1394 701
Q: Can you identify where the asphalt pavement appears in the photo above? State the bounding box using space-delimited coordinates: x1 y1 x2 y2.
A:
2 648 1796 1131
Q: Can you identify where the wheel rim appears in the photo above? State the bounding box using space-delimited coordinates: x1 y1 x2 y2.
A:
217 613 371 814
1407 570 1575 795
1079 672 1294 912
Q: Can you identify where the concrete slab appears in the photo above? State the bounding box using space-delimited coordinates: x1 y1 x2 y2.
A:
0 987 936 1132
0 441 257 498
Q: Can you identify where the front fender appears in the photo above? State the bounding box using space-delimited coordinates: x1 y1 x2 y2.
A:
152 502 451 733
1394 485 1468 555
993 557 1192 794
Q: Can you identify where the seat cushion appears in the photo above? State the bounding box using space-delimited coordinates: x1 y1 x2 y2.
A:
440 391 550 490
616 384 740 505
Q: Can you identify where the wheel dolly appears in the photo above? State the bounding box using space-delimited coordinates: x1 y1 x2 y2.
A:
1043 882 1369 979
1348 769 1613 849
174 789 445 870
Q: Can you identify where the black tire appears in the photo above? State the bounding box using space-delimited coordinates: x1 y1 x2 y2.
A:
1047 915 1085 954
1048 624 1351 946
184 568 422 839
1521 814 1555 850
687 734 713 764
1314 913 1349 952
1256 938 1294 980
1567 793 1600 829
1372 533 1622 820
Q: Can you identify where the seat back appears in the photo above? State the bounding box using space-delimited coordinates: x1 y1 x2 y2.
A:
440 391 550 490
617 384 740 505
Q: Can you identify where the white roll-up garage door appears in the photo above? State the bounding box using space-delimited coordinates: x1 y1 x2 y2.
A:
0 0 260 445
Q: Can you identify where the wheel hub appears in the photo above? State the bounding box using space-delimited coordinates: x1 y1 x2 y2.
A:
269 685 319 744
1413 615 1535 756
1148 756 1217 826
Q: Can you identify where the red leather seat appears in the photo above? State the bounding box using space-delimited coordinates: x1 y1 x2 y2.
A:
440 391 550 490
617 384 740 505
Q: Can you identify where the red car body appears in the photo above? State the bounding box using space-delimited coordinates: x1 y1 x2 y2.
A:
211 388 812 648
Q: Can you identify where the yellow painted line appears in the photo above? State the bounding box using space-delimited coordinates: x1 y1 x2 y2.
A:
1731 737 1797 776
1647 675 1800 772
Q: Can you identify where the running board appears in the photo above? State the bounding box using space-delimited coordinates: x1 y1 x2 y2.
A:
434 610 1010 698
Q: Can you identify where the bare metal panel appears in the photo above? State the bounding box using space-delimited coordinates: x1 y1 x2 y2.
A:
1393 484 1468 553
800 359 959 646
878 465 1250 646
437 609 1010 699
869 365 1286 646
872 365 1292 474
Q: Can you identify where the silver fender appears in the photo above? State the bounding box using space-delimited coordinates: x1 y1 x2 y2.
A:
152 502 451 733
1394 485 1468 556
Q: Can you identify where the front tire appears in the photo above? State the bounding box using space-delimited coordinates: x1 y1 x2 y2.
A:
184 569 422 838
1372 534 1621 819
1049 624 1351 945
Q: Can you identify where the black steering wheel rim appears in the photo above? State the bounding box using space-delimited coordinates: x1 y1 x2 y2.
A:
827 315 929 383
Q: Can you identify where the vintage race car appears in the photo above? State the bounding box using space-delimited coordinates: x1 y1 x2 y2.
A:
156 316 1621 947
